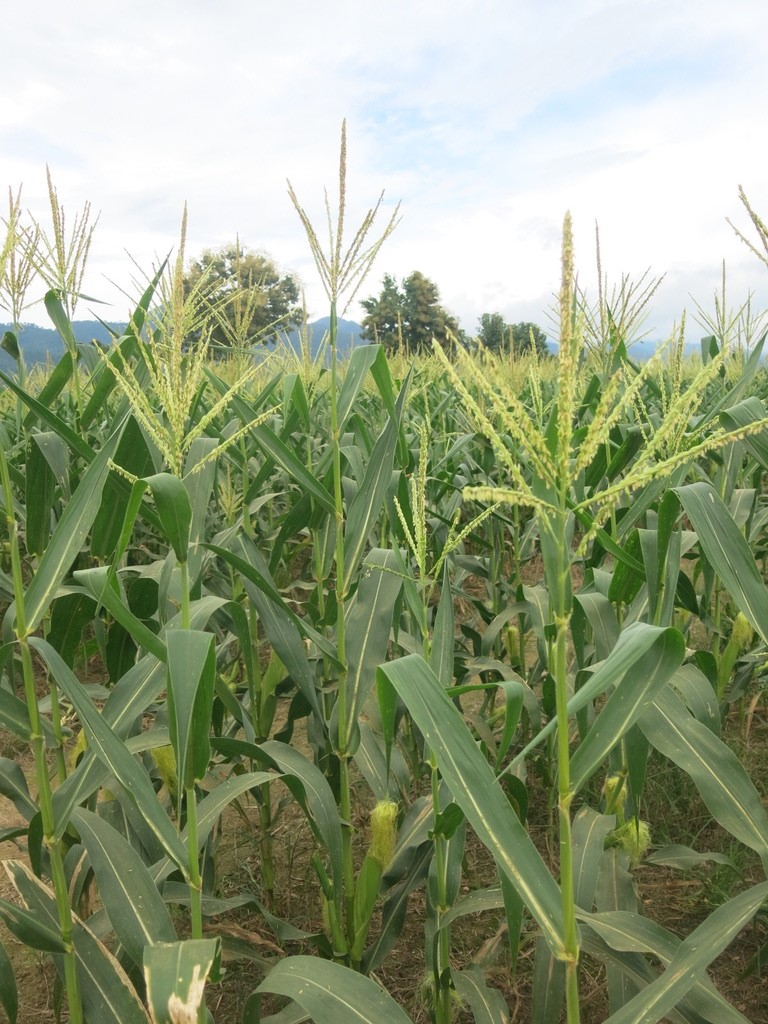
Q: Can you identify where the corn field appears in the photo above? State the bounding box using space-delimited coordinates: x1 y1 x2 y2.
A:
1 146 768 1024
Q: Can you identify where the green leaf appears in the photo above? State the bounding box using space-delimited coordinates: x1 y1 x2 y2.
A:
260 741 344 900
494 677 526 771
75 568 167 661
30 637 189 871
25 433 56 555
0 756 38 820
151 772 278 887
675 482 768 643
378 655 565 956
595 849 640 1014
145 473 192 562
48 590 97 668
1 330 19 360
0 686 34 742
22 426 121 633
248 1004 310 1024
337 346 381 430
80 332 140 430
91 415 155 558
645 845 737 871
166 630 216 791
363 844 432 975
430 560 455 687
531 936 565 1024
719 396 768 468
43 289 78 352
343 372 410 592
225 536 326 721
144 939 221 1024
183 437 219 590
72 808 176 966
453 966 508 1024
5 859 151 1023
572 807 616 911
27 351 77 429
0 892 67 952
249 420 335 512
338 548 402 754
505 623 683 777
217 538 338 678
639 687 768 858
0 935 18 1023
569 627 684 793
592 881 768 1024
573 591 619 661
440 886 504 927
0 365 92 459
52 657 168 834
578 934 693 1024
257 956 415 1024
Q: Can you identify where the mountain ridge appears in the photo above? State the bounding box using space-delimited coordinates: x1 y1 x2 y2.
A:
0 315 364 372
0 317 718 374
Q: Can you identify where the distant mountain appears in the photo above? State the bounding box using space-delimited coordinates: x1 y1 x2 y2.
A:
0 316 366 375
3 319 719 374
275 316 364 357
545 338 703 361
0 320 126 374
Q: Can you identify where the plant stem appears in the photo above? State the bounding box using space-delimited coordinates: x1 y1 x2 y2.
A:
326 301 355 938
185 786 204 939
552 515 580 1023
431 761 452 1024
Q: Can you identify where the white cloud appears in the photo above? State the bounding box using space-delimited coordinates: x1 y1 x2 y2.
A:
1 0 766 340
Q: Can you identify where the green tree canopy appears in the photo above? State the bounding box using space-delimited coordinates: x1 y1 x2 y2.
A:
361 271 459 352
184 242 302 349
477 313 549 356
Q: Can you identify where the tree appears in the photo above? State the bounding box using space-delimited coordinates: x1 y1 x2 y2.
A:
477 313 549 356
358 273 403 349
477 312 507 352
361 271 459 352
184 242 302 349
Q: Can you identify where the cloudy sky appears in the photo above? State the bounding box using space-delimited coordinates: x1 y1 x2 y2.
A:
2 0 768 342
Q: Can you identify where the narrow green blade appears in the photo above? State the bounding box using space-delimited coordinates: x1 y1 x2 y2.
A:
0 935 18 1023
340 548 402 754
640 687 768 857
569 627 684 793
257 956 415 1024
580 908 752 1024
343 372 410 591
378 655 565 955
145 473 192 563
599 882 768 1024
6 860 151 1023
72 808 176 966
30 637 188 871
261 740 344 899
676 482 768 643
23 426 120 633
453 965 508 1024
166 630 216 790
